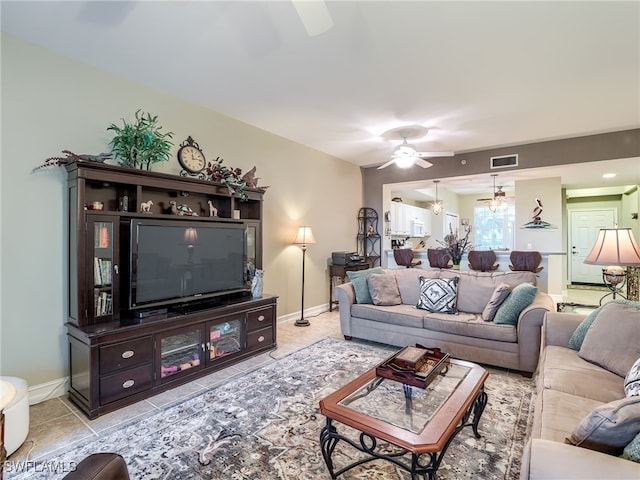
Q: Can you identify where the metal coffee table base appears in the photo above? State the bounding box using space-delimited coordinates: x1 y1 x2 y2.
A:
320 388 487 480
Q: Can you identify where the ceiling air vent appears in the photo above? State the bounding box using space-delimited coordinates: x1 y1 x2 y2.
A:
491 154 518 169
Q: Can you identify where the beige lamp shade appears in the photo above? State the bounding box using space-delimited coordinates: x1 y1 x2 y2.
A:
293 226 317 246
584 228 640 266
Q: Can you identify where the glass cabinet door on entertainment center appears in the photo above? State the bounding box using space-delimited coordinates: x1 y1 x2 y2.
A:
156 326 204 383
207 317 242 361
87 215 119 323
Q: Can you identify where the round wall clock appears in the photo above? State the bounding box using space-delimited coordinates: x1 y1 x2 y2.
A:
177 136 206 176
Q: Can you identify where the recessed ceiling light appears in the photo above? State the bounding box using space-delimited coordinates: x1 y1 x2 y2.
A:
602 173 616 179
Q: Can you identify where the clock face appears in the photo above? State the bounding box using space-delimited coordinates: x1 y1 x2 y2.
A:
178 145 206 173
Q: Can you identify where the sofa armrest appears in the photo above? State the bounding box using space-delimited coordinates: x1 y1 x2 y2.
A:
542 312 586 348
516 292 554 373
521 438 640 480
333 283 356 337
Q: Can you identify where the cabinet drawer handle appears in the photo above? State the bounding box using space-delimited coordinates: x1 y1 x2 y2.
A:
257 315 265 322
122 379 135 389
121 350 134 359
258 335 265 343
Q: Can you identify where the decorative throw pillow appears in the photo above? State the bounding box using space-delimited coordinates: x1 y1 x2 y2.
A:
625 357 640 397
567 304 605 351
346 267 383 304
621 431 640 463
493 283 538 325
566 396 640 455
578 301 640 377
367 274 402 306
482 283 511 321
416 276 459 314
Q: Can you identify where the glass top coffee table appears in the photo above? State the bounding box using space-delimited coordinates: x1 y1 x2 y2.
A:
319 358 488 479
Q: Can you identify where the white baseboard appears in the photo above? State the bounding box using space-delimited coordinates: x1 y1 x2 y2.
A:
278 303 329 324
27 377 68 405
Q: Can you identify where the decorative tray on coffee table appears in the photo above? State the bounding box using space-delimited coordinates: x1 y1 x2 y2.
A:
376 345 450 389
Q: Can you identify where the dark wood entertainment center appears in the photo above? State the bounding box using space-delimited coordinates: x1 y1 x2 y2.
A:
65 161 276 418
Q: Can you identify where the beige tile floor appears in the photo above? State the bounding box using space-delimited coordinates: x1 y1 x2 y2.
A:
8 286 605 465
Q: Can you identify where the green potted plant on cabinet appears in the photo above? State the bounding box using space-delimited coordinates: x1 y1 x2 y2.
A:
107 110 174 170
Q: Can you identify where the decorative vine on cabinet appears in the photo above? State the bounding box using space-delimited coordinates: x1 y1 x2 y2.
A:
64 161 276 418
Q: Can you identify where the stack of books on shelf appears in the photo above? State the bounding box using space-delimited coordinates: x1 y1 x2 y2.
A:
94 257 112 286
94 291 112 316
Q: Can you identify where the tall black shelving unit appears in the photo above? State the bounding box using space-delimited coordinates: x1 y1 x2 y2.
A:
357 207 381 267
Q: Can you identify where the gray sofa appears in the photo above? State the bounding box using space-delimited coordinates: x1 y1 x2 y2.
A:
521 307 640 479
334 268 554 374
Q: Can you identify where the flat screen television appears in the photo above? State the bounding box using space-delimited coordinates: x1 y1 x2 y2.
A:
129 218 248 310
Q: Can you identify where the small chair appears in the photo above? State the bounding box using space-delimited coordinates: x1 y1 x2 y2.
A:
393 248 422 268
63 453 130 480
468 250 499 272
509 251 543 273
427 249 452 269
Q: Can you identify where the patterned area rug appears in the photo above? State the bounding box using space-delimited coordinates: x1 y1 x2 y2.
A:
9 338 534 479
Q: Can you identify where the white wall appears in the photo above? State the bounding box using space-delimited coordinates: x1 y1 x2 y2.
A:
0 34 363 394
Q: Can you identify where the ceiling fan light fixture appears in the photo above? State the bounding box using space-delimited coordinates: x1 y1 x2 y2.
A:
395 156 416 169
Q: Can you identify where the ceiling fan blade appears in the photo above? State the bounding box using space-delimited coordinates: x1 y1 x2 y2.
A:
377 159 397 170
292 0 333 36
415 151 455 158
414 158 434 169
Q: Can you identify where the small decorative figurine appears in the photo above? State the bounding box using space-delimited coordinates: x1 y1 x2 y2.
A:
251 270 264 298
208 200 218 217
169 201 198 216
140 200 154 213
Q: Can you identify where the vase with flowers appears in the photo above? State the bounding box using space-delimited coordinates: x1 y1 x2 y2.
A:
438 223 472 268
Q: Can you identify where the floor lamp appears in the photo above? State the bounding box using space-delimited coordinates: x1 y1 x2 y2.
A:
584 227 640 305
293 226 317 327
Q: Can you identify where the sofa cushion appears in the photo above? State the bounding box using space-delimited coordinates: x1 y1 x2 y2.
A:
625 357 640 397
536 346 625 403
622 431 640 463
566 396 640 455
567 304 604 350
416 276 459 314
493 283 538 325
389 268 439 306
533 389 603 442
579 301 640 377
482 283 511 321
350 303 424 329
347 267 383 304
367 274 402 306
422 313 517 342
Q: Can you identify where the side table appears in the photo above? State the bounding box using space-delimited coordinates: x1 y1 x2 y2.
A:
329 263 371 311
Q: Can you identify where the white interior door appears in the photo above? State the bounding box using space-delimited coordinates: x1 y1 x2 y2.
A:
570 209 616 284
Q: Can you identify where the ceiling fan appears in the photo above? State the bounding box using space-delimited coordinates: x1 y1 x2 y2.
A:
377 126 454 170
477 174 512 211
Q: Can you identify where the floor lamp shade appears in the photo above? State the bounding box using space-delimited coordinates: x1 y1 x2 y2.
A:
293 226 316 326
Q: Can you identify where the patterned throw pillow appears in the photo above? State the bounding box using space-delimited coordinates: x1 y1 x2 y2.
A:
346 267 383 304
621 431 640 463
416 276 459 314
493 283 538 325
625 357 640 397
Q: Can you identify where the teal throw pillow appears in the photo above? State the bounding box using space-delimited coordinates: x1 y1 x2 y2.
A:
347 267 383 304
493 283 538 325
567 304 605 351
621 431 640 463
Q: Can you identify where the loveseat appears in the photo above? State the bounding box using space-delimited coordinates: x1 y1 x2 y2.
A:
521 301 640 479
334 267 554 374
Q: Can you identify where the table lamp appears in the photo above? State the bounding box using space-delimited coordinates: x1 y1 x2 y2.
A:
293 226 317 327
584 227 640 304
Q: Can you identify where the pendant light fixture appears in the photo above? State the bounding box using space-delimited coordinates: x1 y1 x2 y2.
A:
432 180 442 215
488 174 500 213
